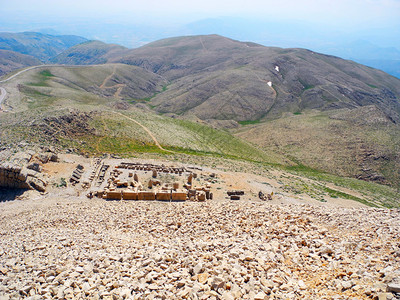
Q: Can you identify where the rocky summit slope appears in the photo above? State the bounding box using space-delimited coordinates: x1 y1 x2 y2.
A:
0 196 399 299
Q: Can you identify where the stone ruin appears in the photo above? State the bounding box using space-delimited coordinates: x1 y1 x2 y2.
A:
227 190 245 200
87 162 214 202
258 191 273 201
0 147 58 193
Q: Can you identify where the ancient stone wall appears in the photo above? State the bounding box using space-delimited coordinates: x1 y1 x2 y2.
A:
0 148 57 192
0 164 30 190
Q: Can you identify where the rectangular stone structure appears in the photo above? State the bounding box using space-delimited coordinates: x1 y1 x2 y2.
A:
123 190 138 200
105 191 122 200
172 190 187 201
156 191 171 201
138 191 156 200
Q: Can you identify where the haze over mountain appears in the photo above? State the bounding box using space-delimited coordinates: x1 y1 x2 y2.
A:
0 32 87 62
0 32 87 75
1 0 399 78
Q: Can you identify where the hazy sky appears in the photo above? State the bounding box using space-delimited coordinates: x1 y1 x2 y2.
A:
2 0 400 27
1 0 399 76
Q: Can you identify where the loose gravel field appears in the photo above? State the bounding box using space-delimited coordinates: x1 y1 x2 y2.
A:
0 196 399 299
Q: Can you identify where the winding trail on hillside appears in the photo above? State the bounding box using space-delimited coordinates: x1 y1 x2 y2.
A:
110 111 175 153
199 37 207 52
99 66 117 88
99 66 126 99
254 72 277 99
0 65 174 153
0 88 6 111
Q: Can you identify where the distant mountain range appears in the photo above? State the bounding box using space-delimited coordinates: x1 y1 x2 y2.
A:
0 32 87 75
1 32 399 124
52 34 400 123
0 32 87 61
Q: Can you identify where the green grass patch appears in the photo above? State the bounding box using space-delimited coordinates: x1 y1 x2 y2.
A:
131 84 169 103
21 86 50 98
27 70 55 87
299 79 315 91
238 120 261 125
65 135 164 155
319 185 375 206
293 111 302 115
283 162 399 208
39 70 55 78
367 83 378 89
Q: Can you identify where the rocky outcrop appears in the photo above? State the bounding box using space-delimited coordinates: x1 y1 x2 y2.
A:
0 164 30 189
0 147 58 193
0 163 47 192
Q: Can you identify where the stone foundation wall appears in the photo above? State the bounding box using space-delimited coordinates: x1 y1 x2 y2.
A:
0 164 30 189
0 164 48 192
0 148 58 192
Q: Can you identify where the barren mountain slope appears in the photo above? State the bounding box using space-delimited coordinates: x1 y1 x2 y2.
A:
51 40 128 65
110 35 400 122
235 107 400 188
0 64 167 112
0 65 284 165
2 34 400 189
0 49 42 76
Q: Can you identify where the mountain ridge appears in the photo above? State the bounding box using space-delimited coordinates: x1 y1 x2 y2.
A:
103 35 400 123
0 49 42 76
0 31 87 62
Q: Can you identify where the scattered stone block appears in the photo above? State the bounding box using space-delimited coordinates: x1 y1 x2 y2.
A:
173 182 179 190
188 174 193 185
387 282 400 293
197 191 206 202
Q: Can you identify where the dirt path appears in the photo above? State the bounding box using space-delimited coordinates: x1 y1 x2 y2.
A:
111 111 175 153
114 85 124 98
0 87 6 111
95 117 110 153
199 37 207 51
99 66 116 88
0 65 53 83
99 66 126 99
254 72 277 99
